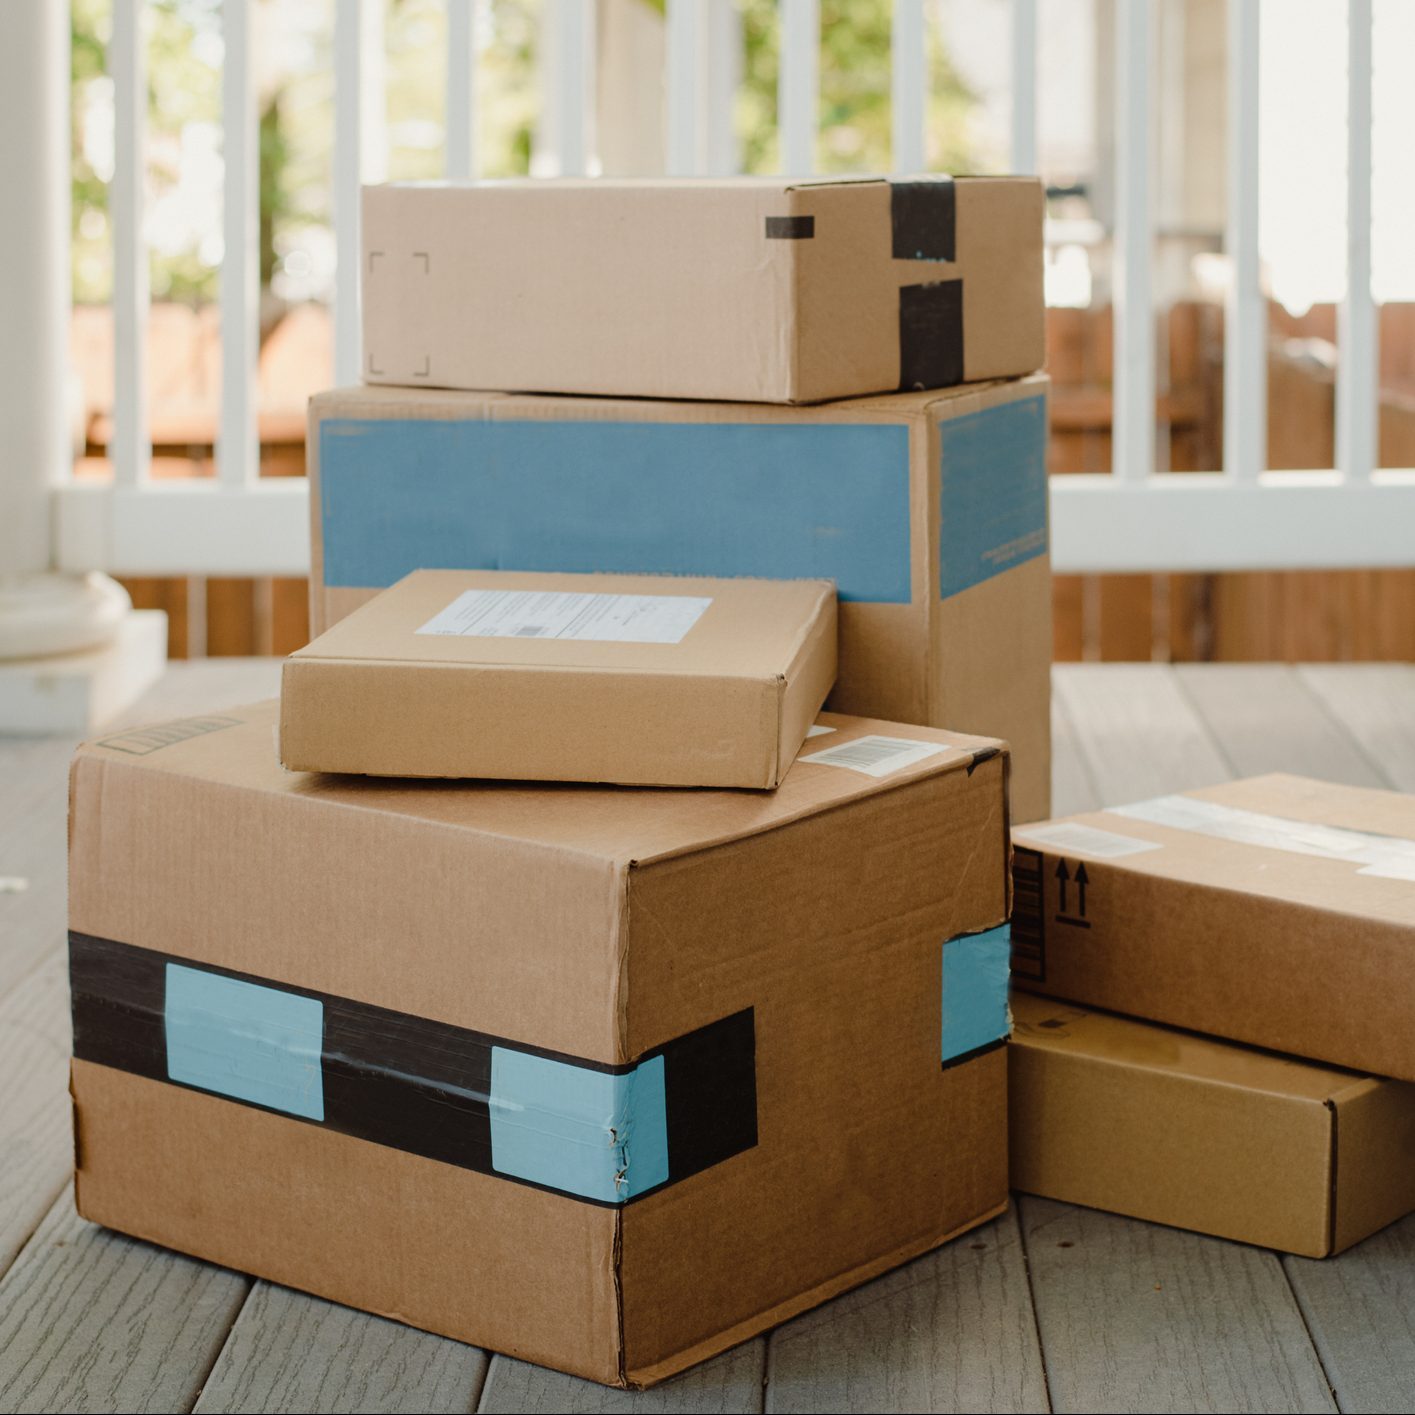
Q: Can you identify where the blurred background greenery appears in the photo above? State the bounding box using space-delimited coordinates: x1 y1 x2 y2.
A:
68 0 979 309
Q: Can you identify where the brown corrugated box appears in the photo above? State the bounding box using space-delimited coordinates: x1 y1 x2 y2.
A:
361 176 1044 404
1010 774 1415 1079
307 375 1052 820
69 702 1011 1389
1010 994 1415 1257
280 570 836 788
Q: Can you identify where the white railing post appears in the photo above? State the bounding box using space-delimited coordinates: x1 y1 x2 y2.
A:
1111 0 1154 482
219 0 259 489
1010 0 1038 174
333 0 385 387
666 0 700 176
779 0 818 174
446 0 476 179
1223 0 1264 480
112 0 150 490
536 0 595 177
891 0 925 174
1337 0 1376 482
667 0 739 177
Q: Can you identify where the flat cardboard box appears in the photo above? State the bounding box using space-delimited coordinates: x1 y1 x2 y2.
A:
69 702 1012 1389
1010 774 1415 1080
1010 994 1415 1257
280 570 836 788
361 176 1044 404
307 375 1052 820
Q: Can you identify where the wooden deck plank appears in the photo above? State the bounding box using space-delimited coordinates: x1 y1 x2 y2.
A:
1297 665 1415 790
0 1195 249 1415
0 958 72 1276
0 736 74 996
1283 1217 1415 1415
194 1281 488 1415
477 1340 765 1414
763 1209 1048 1415
1018 1198 1336 1414
1173 664 1388 787
1051 664 1231 806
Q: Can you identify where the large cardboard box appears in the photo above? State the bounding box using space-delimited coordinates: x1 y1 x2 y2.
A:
69 703 1012 1389
1010 774 1415 1080
361 176 1044 404
308 375 1052 820
1010 994 1415 1257
280 570 836 787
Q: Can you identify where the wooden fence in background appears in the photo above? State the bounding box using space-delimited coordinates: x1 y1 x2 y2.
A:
109 300 1415 664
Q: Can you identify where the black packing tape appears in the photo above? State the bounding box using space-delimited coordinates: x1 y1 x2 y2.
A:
765 215 815 239
891 179 956 262
898 281 964 390
69 931 757 1206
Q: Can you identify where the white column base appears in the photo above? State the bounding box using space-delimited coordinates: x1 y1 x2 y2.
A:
0 609 167 736
0 572 133 659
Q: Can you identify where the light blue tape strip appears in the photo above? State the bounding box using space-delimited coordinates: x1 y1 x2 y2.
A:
939 396 1049 599
941 924 1012 1064
488 1047 669 1204
319 418 912 604
164 963 325 1120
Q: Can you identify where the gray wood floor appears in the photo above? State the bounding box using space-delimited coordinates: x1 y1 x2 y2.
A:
2 660 1414 1414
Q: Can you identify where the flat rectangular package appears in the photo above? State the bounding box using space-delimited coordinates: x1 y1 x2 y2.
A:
1010 774 1415 1080
1010 994 1415 1257
280 569 836 788
69 703 1013 1389
307 375 1052 820
361 175 1044 404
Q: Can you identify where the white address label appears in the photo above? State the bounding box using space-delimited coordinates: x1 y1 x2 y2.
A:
800 734 953 778
416 588 712 645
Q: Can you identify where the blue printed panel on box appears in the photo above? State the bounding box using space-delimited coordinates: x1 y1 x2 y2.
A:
319 418 913 604
939 396 1048 600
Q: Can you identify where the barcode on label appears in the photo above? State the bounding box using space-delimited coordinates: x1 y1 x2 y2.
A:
800 734 953 778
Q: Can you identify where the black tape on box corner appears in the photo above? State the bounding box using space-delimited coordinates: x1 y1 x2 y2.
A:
765 215 815 240
898 281 964 390
1009 847 1047 983
68 931 758 1207
891 179 956 262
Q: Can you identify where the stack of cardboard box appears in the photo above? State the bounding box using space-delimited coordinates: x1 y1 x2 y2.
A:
1010 776 1415 1258
67 175 1052 1388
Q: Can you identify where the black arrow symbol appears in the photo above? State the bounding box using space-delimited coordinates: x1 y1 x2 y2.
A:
1075 862 1089 918
1055 858 1070 913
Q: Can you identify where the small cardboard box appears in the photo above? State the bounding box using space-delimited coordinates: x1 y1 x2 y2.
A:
307 375 1052 819
69 703 1012 1389
279 570 836 788
361 176 1044 404
1010 994 1415 1257
1010 774 1415 1080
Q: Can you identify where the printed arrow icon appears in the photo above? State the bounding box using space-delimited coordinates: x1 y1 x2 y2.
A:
1075 861 1089 918
1055 858 1070 913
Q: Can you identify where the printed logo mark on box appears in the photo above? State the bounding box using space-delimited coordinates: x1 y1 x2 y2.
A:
97 716 243 756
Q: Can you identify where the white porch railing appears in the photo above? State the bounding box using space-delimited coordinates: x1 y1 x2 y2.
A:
45 0 1415 579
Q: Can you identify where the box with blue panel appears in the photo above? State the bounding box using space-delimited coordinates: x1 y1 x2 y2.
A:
307 372 1052 821
68 702 1012 1389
